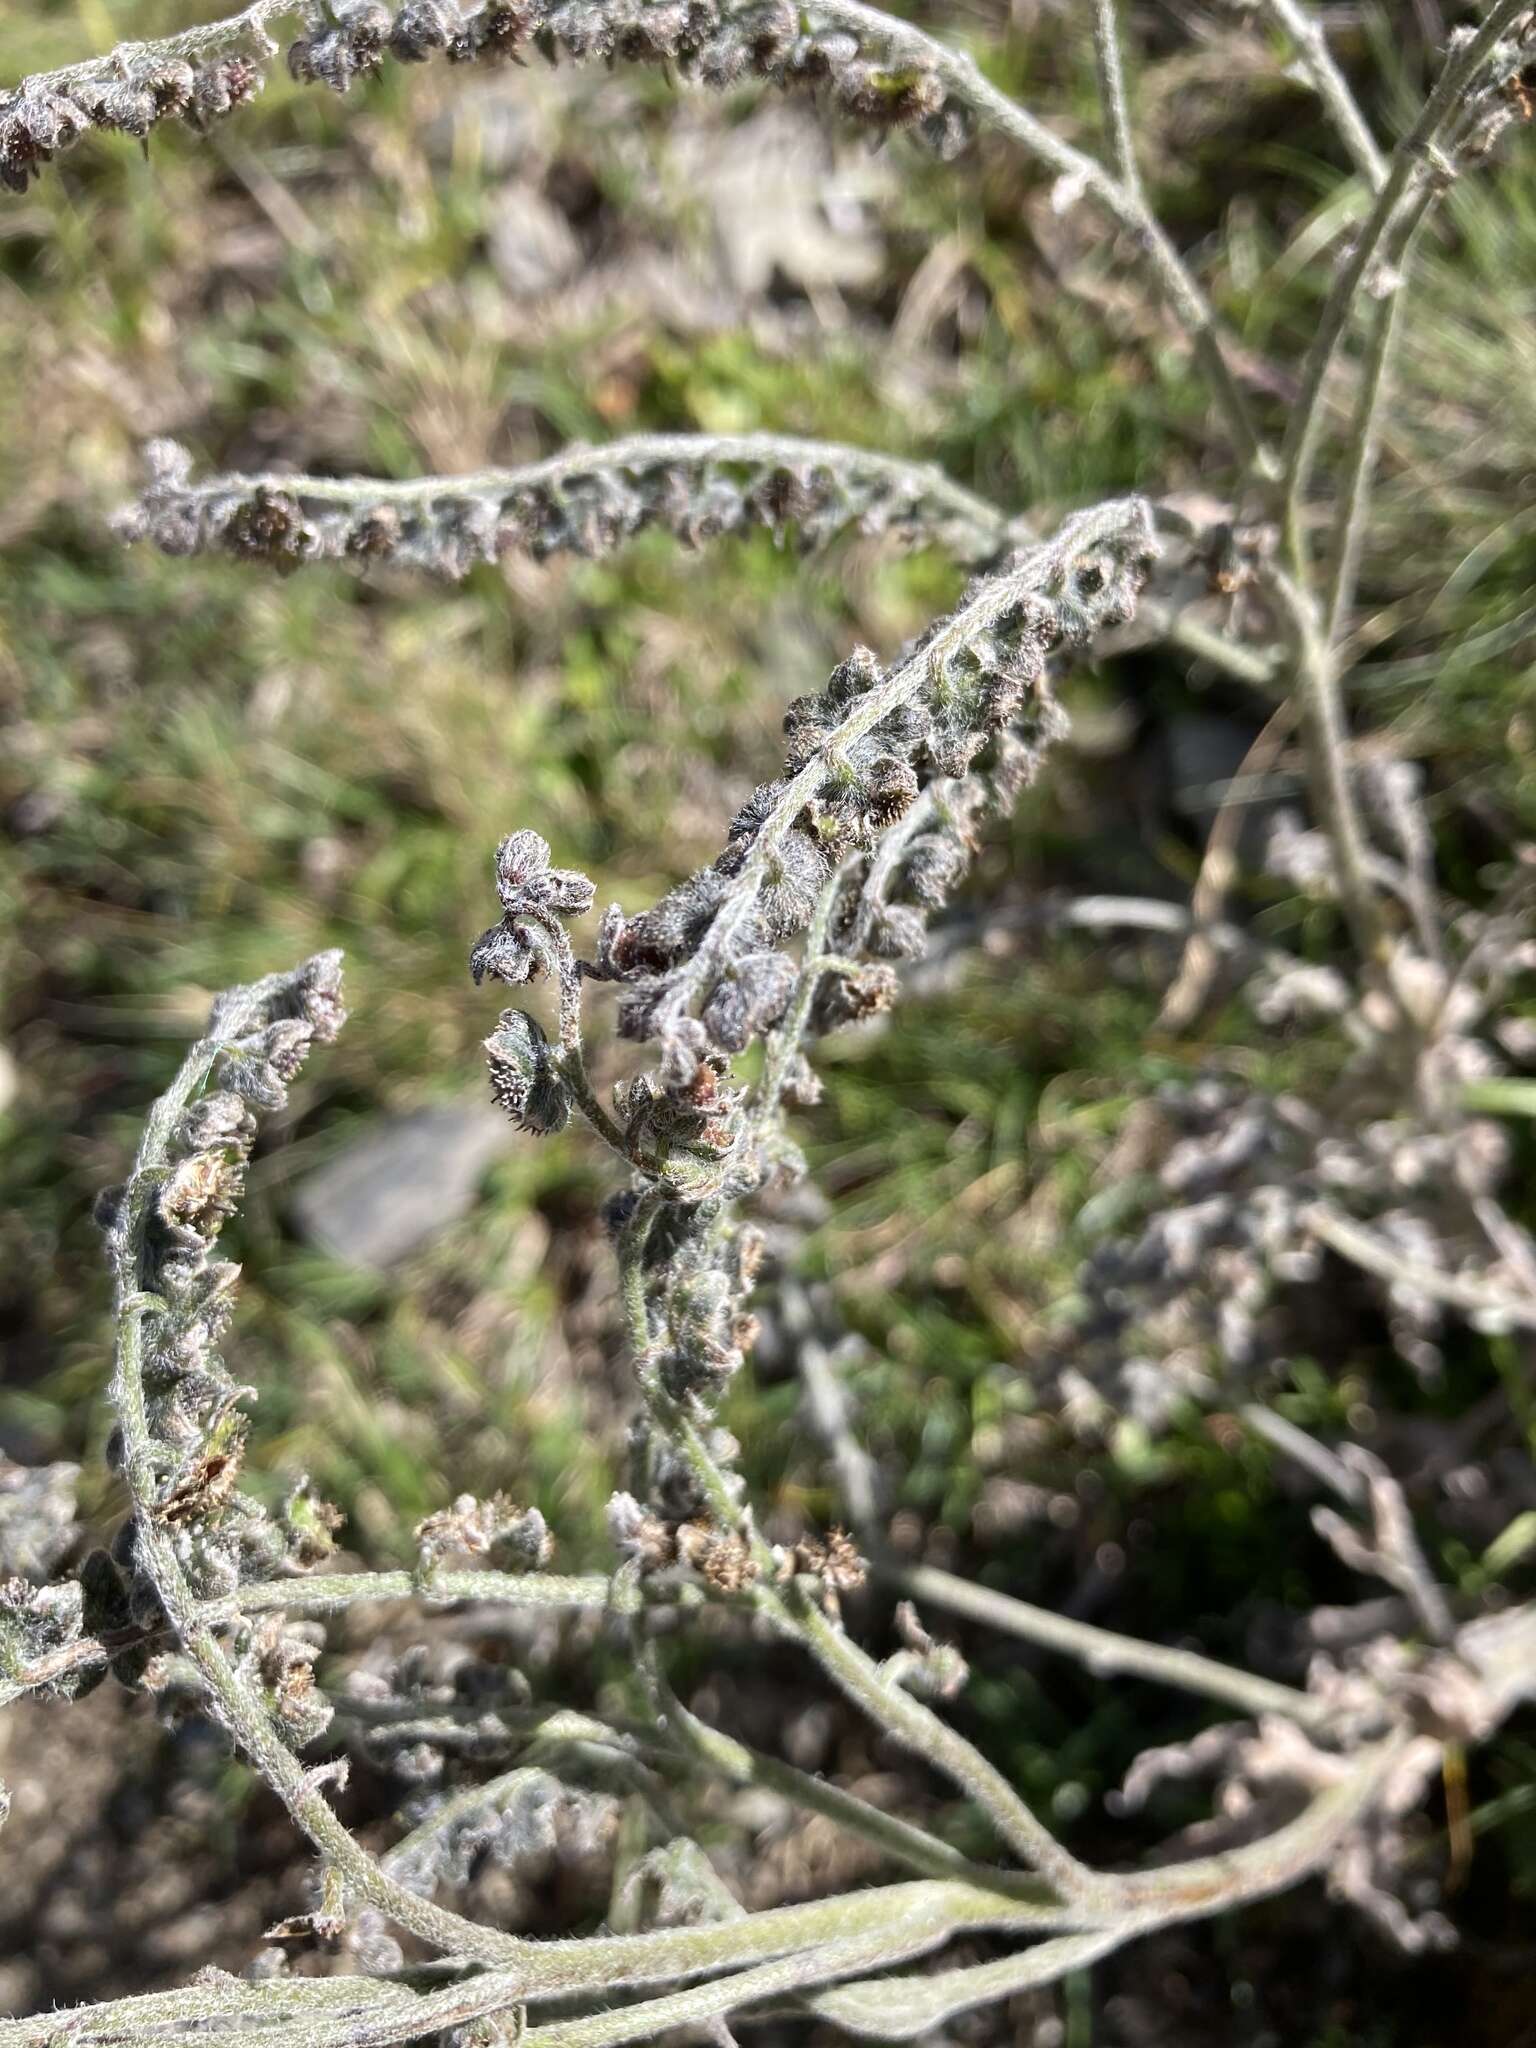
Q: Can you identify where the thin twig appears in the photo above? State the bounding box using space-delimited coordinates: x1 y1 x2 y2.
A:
885 1559 1330 1726
1259 0 1388 191
1132 595 1286 687
1090 0 1143 195
1240 1403 1369 1506
805 1925 1134 2037
1301 1200 1536 1331
0 1565 613 1710
1323 186 1437 646
650 1656 1052 1902
126 436 1284 688
778 1272 883 1540
1313 1494 1456 1647
1279 0 1529 584
790 1589 1107 1901
1266 565 1386 964
105 1036 538 1968
1156 697 1300 1031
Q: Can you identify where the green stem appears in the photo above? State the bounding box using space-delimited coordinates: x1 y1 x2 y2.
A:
1265 566 1385 965
791 1586 1102 1902
1323 187 1436 647
1090 0 1143 197
886 1559 1328 1726
654 1657 1054 1901
1260 0 1388 192
1278 0 1528 583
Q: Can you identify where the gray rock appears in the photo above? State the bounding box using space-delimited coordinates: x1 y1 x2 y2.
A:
1160 711 1290 865
489 188 582 300
290 1100 518 1270
671 104 893 298
0 1459 79 1581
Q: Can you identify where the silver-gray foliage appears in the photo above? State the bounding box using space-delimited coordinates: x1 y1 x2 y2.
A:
4 1 1536 2042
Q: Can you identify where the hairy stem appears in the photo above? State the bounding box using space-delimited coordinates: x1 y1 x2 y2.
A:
886 1559 1330 1727
1265 566 1385 964
1302 1201 1536 1330
0 1566 612 1710
805 0 1266 466
124 431 1015 569
1089 0 1142 195
1323 187 1436 646
655 1671 1054 1900
790 1586 1102 1900
1259 0 1387 191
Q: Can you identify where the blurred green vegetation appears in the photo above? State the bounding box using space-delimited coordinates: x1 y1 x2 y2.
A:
3 2 1536 2035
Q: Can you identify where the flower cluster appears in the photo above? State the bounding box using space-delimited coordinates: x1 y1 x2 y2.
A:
0 49 264 191
1053 1078 1320 1439
1053 910 1532 1438
289 0 971 154
90 955 348 1667
118 435 1008 580
3 0 976 193
0 1575 88 1704
462 503 1154 1573
484 1010 574 1133
587 501 1154 1109
471 827 596 990
415 1492 555 1572
607 1490 760 1591
386 1765 618 1904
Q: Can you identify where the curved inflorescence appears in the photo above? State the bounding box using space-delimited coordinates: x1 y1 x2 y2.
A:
89 957 352 1734
592 502 1153 1101
447 502 1156 1618
2 0 984 194
118 433 1016 579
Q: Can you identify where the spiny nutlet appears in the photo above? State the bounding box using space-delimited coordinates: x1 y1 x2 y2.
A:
810 962 899 1034
223 488 312 570
484 1007 571 1135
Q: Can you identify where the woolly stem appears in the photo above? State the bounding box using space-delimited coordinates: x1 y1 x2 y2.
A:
1323 186 1436 647
0 1567 612 1710
1302 1201 1536 1331
1259 0 1387 191
125 432 1013 564
127 435 1282 687
886 1560 1329 1726
20 0 287 94
790 1585 1103 1901
1264 564 1385 965
653 1667 1055 1900
1090 0 1143 196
